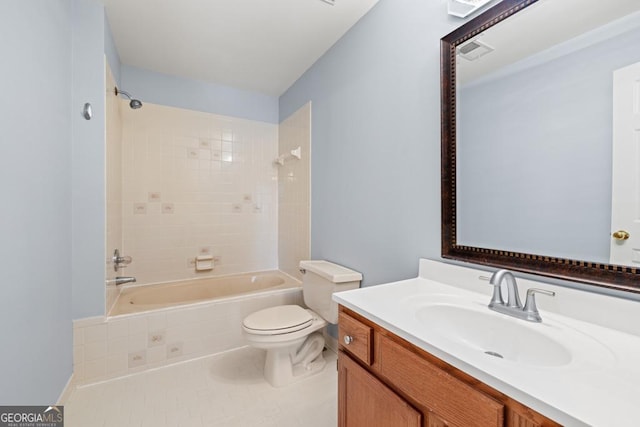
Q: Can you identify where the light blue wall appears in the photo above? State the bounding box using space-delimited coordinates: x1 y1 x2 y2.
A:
121 65 279 123
458 25 640 263
0 0 73 404
280 0 461 287
71 0 106 319
104 13 121 85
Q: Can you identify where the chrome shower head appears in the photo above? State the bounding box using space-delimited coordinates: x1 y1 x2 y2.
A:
115 87 143 109
129 99 143 109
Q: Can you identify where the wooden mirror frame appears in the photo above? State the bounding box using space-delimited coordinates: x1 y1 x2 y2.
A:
440 0 640 293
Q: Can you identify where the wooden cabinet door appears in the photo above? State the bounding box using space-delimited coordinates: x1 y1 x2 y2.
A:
375 333 504 427
338 351 421 427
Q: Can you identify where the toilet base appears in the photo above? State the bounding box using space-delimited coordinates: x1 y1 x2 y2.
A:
263 332 327 387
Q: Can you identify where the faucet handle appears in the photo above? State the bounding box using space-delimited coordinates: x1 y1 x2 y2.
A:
117 255 133 265
523 288 556 322
113 249 133 271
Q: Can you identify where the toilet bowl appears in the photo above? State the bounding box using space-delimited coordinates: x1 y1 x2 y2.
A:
243 305 327 387
242 260 362 387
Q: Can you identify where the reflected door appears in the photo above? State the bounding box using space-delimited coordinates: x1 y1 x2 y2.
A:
610 61 640 266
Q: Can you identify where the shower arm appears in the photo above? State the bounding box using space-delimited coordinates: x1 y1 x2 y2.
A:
114 87 143 109
115 87 132 100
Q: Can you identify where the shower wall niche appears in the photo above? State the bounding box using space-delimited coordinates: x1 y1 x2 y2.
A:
121 103 278 285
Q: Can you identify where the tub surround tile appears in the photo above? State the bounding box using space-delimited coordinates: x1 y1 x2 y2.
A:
107 318 128 339
83 324 107 343
166 343 183 359
146 346 166 364
72 327 84 347
278 103 311 282
128 350 147 368
83 341 107 361
146 312 168 331
73 315 105 328
121 103 279 286
73 346 83 366
183 339 203 356
105 63 124 316
166 325 197 343
166 308 200 328
128 332 148 352
148 331 166 347
72 287 303 385
83 359 106 380
128 316 147 334
107 337 128 355
106 354 128 376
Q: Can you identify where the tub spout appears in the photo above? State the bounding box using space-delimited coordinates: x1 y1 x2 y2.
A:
107 276 137 286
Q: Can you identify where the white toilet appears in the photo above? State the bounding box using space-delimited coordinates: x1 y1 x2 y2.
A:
242 260 362 387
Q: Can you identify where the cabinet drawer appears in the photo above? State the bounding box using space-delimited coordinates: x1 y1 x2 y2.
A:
338 312 373 365
376 333 504 427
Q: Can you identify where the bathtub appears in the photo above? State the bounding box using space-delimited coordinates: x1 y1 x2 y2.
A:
110 270 300 316
73 270 303 385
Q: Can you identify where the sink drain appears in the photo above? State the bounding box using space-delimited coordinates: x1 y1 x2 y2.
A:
484 351 504 359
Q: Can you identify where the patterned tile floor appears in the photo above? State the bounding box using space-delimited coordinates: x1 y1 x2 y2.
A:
64 347 337 427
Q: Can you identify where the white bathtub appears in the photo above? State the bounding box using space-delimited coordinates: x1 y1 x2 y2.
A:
73 270 302 385
110 270 299 316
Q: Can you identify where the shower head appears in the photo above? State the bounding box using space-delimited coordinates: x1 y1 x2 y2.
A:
129 98 143 109
114 87 143 109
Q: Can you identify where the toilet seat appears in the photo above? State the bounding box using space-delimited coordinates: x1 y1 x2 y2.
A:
243 305 313 335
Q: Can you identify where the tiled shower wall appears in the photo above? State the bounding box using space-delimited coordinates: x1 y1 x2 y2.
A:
278 103 311 280
105 62 123 312
121 103 279 285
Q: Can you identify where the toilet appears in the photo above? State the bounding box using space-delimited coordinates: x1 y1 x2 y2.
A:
242 260 362 387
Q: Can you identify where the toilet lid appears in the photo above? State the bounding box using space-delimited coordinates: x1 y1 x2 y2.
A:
243 305 313 335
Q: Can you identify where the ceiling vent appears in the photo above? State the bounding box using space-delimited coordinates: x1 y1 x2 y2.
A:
448 0 494 18
457 38 494 61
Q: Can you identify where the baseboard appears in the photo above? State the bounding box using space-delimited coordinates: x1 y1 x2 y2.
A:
57 373 75 405
323 330 338 354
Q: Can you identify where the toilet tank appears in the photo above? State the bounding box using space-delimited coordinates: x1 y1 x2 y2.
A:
299 260 362 324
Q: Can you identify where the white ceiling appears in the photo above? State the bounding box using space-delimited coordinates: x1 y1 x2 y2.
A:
102 0 379 96
457 0 640 85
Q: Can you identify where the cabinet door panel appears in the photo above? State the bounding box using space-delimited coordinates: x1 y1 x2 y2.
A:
427 412 450 427
376 333 504 427
508 408 558 427
338 352 421 427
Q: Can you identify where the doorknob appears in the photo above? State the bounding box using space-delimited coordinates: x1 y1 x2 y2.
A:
612 230 630 240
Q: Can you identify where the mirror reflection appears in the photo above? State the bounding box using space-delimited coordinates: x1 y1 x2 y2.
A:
455 0 640 267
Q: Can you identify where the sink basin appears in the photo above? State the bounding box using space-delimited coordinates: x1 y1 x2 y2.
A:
416 304 572 367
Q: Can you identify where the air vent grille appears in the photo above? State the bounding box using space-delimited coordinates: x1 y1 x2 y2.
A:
457 38 494 61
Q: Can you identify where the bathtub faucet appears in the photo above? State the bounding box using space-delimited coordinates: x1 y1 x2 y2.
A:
107 276 137 286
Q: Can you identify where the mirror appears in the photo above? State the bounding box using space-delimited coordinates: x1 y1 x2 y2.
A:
441 0 640 292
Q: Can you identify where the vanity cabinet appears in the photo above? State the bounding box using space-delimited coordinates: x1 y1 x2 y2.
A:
338 307 562 427
339 354 421 427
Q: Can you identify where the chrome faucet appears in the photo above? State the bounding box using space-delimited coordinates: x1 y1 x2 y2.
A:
107 276 137 286
486 269 555 323
112 249 133 271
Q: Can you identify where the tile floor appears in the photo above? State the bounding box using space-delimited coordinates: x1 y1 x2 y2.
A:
64 346 338 427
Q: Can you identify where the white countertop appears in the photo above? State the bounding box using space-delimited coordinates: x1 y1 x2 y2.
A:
333 259 640 427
